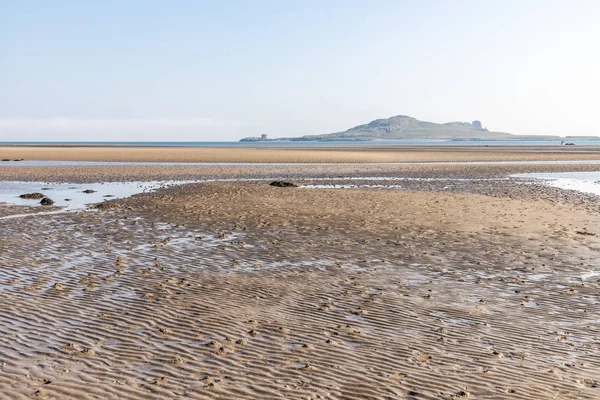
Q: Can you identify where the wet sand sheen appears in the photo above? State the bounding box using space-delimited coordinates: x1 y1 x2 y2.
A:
1 161 600 398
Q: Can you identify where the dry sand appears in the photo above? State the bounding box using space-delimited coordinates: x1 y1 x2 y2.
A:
3 145 600 163
1 147 600 399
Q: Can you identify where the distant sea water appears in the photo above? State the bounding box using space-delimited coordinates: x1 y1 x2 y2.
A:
1 140 600 147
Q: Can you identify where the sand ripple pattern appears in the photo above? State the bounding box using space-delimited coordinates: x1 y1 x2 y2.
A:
0 203 599 399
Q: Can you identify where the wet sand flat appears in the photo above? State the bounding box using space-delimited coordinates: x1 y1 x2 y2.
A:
4 161 600 184
1 154 600 399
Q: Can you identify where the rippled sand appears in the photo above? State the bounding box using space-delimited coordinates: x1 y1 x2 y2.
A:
1 151 600 399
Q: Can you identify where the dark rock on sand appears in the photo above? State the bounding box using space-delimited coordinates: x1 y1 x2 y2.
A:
19 193 45 199
40 198 55 206
269 181 298 188
576 230 596 236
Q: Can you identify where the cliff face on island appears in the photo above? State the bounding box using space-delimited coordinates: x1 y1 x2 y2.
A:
240 115 561 142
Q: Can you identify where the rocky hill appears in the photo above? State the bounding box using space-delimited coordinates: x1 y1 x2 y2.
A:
241 115 560 142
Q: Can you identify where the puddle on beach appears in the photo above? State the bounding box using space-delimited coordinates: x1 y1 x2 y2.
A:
579 270 600 280
301 184 405 190
513 171 600 196
0 180 194 209
308 177 509 182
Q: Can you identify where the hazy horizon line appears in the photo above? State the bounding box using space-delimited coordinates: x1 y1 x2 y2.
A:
0 116 597 141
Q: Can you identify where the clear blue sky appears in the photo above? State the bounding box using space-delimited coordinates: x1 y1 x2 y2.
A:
1 0 599 140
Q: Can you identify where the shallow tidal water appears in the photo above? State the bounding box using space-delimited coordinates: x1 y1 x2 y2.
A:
2 170 600 213
0 180 193 208
513 171 600 196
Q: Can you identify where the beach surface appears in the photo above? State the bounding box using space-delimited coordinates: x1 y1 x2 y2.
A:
3 145 600 163
1 146 599 399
